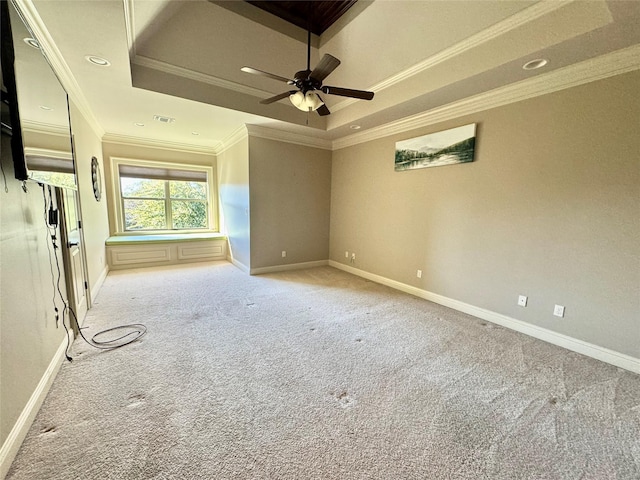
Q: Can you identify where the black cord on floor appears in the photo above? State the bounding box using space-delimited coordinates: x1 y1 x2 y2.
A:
68 304 147 351
40 183 146 360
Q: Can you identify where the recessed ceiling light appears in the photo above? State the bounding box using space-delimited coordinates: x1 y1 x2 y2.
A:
39 105 52 111
191 132 200 136
85 55 111 66
24 38 40 49
350 125 361 130
134 122 145 127
523 59 548 70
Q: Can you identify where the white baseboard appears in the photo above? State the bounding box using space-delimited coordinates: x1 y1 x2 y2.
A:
0 330 72 479
251 260 329 275
329 261 640 374
91 265 109 305
227 255 250 274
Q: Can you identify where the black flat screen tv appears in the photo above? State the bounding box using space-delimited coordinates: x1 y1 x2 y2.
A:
1 0 29 181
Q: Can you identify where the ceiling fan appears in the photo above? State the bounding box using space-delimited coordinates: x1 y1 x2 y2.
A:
241 30 374 116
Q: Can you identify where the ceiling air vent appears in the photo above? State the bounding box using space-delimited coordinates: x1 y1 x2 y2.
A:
153 115 175 124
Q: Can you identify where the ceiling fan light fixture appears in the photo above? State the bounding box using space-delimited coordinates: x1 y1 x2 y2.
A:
290 91 324 112
289 91 304 109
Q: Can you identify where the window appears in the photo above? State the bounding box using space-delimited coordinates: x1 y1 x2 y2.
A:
114 159 216 233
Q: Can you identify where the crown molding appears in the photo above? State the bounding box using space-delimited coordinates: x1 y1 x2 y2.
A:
217 123 334 155
12 0 105 139
102 133 219 155
24 146 73 160
330 0 572 113
332 44 640 150
246 124 333 151
133 55 272 100
21 119 70 137
123 0 136 60
215 125 249 155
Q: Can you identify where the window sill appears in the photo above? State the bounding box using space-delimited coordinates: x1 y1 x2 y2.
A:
106 232 226 246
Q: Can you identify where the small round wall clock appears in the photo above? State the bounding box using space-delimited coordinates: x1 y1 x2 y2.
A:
91 156 102 201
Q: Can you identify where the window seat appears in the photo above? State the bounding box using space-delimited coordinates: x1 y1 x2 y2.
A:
106 232 226 245
106 233 227 270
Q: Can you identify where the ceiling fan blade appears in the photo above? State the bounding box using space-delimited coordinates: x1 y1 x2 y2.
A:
321 85 374 100
241 66 294 84
310 54 341 82
315 93 330 116
316 104 331 116
260 91 297 105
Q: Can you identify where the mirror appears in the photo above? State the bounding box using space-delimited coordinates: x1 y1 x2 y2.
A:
8 1 75 189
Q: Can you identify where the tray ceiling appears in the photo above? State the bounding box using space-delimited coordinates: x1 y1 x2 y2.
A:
15 0 640 152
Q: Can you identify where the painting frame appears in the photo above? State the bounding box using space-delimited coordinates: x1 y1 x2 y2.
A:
395 123 476 171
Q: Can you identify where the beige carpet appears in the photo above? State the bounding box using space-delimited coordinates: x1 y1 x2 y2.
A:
7 262 640 479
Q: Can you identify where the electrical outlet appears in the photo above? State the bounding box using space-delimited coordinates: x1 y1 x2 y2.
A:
553 305 565 317
281 251 286 258
518 295 528 307
345 251 349 258
417 269 422 278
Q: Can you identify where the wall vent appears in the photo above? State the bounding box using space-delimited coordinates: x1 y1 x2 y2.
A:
153 115 175 124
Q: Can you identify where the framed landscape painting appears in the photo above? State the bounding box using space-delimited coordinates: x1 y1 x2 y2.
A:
395 123 476 171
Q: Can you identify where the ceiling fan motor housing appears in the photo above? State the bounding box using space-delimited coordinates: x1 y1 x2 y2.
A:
293 70 322 93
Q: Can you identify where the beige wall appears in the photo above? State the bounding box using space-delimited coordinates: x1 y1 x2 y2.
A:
330 71 640 358
218 138 251 270
69 103 110 297
0 134 67 446
249 136 332 270
102 141 216 236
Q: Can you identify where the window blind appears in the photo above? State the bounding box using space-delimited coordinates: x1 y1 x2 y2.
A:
119 165 206 182
26 154 74 173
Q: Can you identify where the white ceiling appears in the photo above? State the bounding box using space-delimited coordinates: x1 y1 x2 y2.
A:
12 0 640 152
